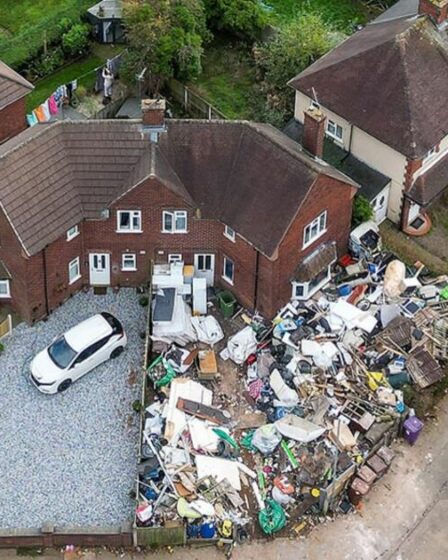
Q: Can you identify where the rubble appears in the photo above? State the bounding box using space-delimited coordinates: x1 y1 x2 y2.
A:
135 236 448 547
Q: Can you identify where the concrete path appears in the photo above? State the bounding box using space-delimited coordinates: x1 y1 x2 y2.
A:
2 397 448 560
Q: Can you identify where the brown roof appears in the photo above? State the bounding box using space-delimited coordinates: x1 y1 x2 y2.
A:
288 15 448 159
408 152 448 205
292 241 337 282
0 119 357 257
0 60 33 110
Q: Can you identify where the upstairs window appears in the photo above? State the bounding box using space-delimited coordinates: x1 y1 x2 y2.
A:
224 225 236 242
0 279 10 298
163 210 187 233
326 120 343 141
66 225 79 241
303 211 327 248
117 210 142 232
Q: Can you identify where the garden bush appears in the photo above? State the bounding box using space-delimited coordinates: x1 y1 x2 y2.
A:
62 23 91 57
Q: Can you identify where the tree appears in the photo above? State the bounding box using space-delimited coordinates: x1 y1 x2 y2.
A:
204 0 267 42
121 0 210 94
254 12 344 123
62 23 90 57
352 194 374 226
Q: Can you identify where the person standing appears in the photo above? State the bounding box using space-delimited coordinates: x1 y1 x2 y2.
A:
102 67 114 98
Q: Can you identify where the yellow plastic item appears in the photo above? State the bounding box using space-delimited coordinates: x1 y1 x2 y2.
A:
311 488 321 498
367 371 387 391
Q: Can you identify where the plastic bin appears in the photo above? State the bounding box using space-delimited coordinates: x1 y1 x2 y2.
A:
218 290 236 318
403 416 424 445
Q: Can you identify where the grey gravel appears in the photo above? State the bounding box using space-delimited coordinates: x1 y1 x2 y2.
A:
0 288 147 529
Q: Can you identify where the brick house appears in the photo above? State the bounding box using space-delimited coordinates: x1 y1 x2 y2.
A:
287 0 448 235
0 87 357 322
0 60 33 145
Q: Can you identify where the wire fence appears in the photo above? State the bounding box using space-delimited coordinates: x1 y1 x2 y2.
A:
0 1 92 68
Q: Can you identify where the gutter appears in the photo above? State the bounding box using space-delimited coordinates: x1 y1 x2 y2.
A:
42 245 50 317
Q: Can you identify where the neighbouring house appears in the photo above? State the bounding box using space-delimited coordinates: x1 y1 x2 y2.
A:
0 84 358 322
87 0 125 44
0 60 34 145
287 0 448 235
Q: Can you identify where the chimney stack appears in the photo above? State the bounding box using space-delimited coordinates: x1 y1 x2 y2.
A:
302 106 326 159
141 98 166 128
419 0 448 25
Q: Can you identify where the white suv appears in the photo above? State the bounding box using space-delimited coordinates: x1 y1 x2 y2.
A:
30 312 127 394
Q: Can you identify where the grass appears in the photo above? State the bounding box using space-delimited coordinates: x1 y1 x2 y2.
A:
0 0 91 35
265 0 369 32
188 40 257 120
26 44 122 112
0 0 92 67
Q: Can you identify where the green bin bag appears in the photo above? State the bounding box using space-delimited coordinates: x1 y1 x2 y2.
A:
258 499 286 535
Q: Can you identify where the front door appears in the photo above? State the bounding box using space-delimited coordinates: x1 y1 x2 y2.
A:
89 253 110 285
194 253 215 286
372 186 390 223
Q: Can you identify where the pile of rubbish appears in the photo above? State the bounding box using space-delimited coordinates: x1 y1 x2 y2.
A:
135 232 448 547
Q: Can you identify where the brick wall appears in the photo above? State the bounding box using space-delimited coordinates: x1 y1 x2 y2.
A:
0 98 27 144
0 174 354 322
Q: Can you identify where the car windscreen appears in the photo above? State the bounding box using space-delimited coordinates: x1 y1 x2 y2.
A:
47 336 77 369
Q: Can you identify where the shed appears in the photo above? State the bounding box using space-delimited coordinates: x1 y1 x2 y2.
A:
87 0 124 43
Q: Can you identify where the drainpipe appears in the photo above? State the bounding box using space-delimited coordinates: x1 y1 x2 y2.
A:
42 245 50 317
348 123 354 154
253 249 260 311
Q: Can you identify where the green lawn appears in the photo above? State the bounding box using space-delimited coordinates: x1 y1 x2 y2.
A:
189 42 257 119
0 0 92 34
265 0 370 32
0 0 92 67
26 44 122 112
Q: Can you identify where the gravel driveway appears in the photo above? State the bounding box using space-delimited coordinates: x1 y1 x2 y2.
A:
0 289 146 529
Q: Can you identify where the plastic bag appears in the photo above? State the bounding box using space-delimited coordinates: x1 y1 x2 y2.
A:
258 499 286 535
252 424 282 455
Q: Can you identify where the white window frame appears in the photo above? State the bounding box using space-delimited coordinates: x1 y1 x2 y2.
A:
162 210 188 233
116 210 142 233
121 253 137 271
291 265 331 301
66 225 79 241
168 253 183 264
224 225 236 242
222 256 234 285
303 211 327 249
68 257 81 285
326 119 343 142
0 279 10 298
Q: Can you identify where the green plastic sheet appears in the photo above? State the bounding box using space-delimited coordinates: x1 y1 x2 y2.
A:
258 499 286 535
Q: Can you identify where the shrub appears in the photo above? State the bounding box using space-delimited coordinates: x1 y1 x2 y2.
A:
30 46 65 79
204 0 267 42
62 23 91 57
352 194 374 226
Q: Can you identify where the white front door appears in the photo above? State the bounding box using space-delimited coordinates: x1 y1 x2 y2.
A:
194 254 215 286
89 253 110 285
372 186 390 223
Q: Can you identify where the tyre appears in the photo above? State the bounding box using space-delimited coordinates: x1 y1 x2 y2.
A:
111 346 124 359
58 379 72 393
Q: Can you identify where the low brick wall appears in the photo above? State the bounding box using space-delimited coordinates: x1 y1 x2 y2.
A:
0 524 133 549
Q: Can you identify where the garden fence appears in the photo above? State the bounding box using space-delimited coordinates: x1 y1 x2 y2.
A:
168 78 227 120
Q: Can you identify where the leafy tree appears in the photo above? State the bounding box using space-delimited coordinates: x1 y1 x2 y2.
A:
204 0 267 42
254 11 344 123
62 23 91 57
352 194 374 226
121 0 210 94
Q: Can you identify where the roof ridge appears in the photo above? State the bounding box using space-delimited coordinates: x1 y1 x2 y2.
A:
0 121 62 160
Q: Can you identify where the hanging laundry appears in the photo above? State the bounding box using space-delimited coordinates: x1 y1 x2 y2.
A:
26 113 38 127
95 66 104 93
71 79 78 91
34 105 47 122
42 99 51 121
48 95 58 115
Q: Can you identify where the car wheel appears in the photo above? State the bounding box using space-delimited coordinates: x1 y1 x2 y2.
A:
58 379 72 393
111 346 124 359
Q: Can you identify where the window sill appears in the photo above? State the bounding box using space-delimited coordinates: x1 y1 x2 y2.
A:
116 230 143 234
66 232 80 242
161 230 188 234
224 234 236 243
326 133 343 144
121 268 137 272
69 274 82 285
222 275 234 286
302 229 327 250
0 294 11 299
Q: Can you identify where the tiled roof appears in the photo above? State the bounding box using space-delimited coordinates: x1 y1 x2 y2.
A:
0 60 33 110
409 152 448 205
288 15 448 159
0 119 357 257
